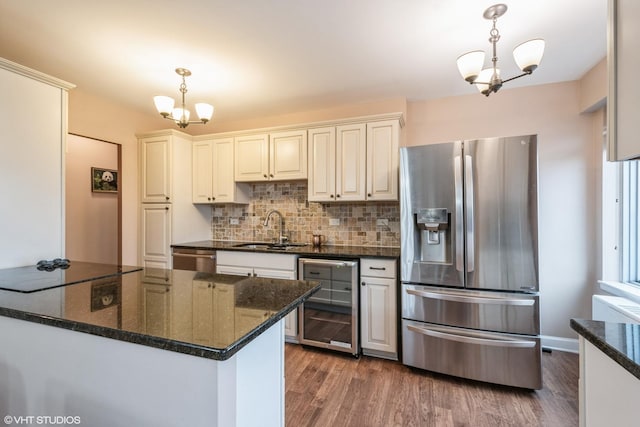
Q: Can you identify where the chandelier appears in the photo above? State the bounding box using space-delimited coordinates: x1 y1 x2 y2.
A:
456 4 545 96
153 68 214 128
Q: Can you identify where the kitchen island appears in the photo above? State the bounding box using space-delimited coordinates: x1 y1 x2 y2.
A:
0 262 319 427
570 318 640 426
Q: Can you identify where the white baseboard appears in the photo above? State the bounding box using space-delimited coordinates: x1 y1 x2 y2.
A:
541 335 579 354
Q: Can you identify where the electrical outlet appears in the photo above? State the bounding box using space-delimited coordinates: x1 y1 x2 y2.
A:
229 217 239 225
376 218 389 227
329 218 340 226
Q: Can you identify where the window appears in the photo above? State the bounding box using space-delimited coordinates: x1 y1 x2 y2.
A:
621 160 640 284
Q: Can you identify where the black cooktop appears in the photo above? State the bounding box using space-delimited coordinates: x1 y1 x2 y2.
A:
0 261 142 293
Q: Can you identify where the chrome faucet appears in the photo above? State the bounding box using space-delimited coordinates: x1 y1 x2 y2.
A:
264 210 288 245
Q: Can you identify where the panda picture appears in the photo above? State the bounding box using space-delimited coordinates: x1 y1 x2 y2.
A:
91 167 118 193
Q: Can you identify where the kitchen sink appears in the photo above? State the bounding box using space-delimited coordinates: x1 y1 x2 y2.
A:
232 243 273 249
232 242 308 250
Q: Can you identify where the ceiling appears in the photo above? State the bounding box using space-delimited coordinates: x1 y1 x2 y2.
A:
0 1 607 131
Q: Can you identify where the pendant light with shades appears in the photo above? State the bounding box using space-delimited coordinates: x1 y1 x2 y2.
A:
154 68 214 128
456 4 545 96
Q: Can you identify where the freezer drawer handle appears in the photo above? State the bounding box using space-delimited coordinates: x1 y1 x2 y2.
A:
406 324 536 348
405 289 535 306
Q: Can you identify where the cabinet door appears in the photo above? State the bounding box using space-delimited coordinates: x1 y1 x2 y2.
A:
192 140 213 203
140 204 172 268
212 137 239 202
140 136 172 203
235 133 269 181
608 0 640 161
308 127 336 202
366 120 399 201
360 276 397 354
270 130 307 180
336 123 366 201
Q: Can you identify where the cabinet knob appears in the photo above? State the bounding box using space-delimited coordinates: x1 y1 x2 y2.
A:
208 197 212 201
367 193 372 197
263 174 268 179
330 194 334 198
269 174 274 178
336 194 341 198
361 281 366 286
165 196 170 201
212 196 216 201
165 206 169 211
208 283 212 288
247 272 252 276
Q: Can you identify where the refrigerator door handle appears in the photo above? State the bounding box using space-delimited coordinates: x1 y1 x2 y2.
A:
454 155 464 272
406 324 537 348
464 154 475 273
405 289 535 306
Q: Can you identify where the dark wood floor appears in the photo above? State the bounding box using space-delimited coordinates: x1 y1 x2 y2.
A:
285 344 579 427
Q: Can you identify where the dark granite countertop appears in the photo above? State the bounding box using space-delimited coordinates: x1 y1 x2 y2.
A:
570 318 640 380
0 261 142 293
172 240 400 259
0 267 319 361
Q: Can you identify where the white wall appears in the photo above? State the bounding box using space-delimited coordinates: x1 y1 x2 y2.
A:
66 134 119 264
406 81 600 343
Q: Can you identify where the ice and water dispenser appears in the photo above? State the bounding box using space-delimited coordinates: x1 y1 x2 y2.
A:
416 208 450 263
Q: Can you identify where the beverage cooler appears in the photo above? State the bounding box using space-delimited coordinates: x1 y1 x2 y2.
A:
297 258 359 356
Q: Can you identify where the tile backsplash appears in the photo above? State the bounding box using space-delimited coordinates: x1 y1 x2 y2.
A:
210 182 400 247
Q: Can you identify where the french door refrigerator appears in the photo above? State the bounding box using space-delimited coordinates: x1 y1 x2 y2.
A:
400 136 541 389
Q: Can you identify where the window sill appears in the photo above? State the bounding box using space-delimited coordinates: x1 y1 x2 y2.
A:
599 280 640 305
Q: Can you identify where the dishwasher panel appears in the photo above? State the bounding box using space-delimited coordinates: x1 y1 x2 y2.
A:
298 258 359 355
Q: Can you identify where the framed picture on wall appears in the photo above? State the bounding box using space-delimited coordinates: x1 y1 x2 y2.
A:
91 167 118 193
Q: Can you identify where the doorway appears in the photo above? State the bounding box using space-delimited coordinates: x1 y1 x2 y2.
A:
65 134 121 264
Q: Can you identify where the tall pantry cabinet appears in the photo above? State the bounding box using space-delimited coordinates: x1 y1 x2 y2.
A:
138 130 210 269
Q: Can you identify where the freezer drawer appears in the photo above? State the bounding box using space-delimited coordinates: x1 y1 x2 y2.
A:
402 284 539 335
402 319 542 389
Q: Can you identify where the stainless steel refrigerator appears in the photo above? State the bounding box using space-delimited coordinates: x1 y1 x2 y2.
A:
400 136 541 390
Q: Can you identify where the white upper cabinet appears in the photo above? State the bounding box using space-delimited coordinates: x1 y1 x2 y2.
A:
234 133 270 181
607 0 640 161
336 123 367 201
140 135 172 203
193 137 249 204
235 130 307 182
308 127 337 201
270 130 308 180
366 120 399 201
308 124 366 202
308 119 400 202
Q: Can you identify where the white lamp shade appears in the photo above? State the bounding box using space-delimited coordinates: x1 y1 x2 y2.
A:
172 107 190 122
513 39 545 73
456 50 485 82
154 96 175 115
475 68 499 94
195 103 214 121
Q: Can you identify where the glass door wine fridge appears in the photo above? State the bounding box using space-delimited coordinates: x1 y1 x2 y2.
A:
298 258 359 356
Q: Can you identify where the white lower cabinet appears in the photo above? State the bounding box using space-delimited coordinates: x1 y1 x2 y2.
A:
360 258 398 360
217 251 299 342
